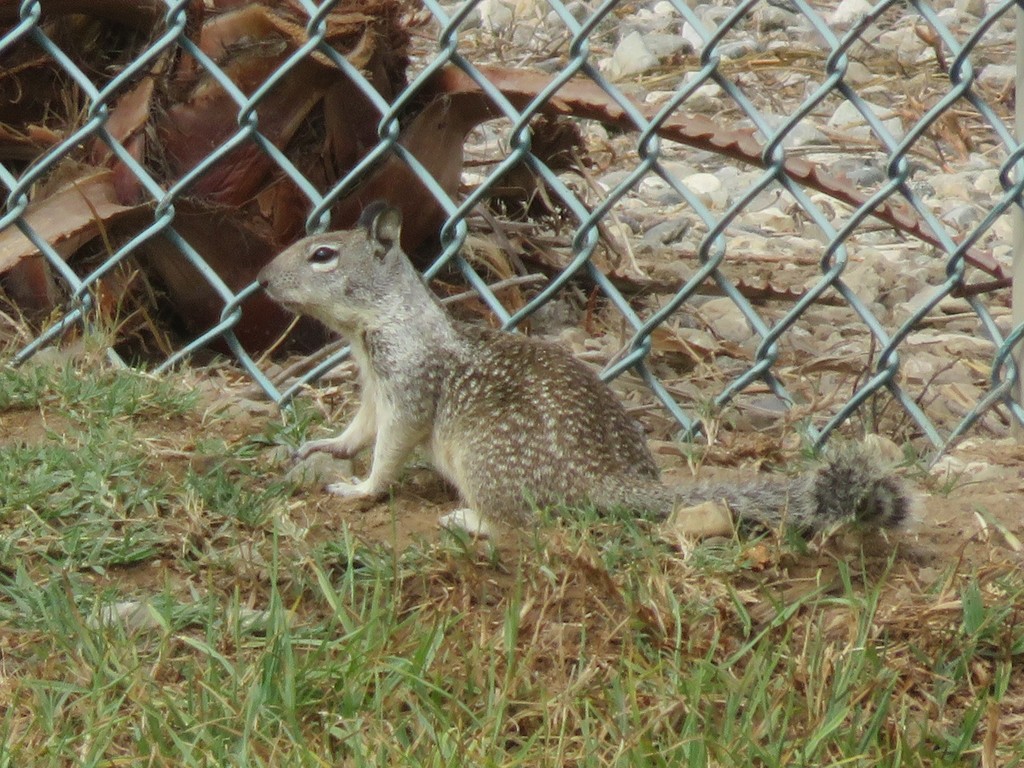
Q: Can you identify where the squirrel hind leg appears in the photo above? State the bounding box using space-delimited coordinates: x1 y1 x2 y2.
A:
439 507 500 540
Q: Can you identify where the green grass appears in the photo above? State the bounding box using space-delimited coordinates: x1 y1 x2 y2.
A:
1 358 1023 766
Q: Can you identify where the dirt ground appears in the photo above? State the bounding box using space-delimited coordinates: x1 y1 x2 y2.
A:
4 361 1022 576
362 448 1018 564
257 398 1024 572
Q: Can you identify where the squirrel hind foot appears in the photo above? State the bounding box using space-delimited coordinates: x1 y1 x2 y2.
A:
811 448 913 529
439 508 499 540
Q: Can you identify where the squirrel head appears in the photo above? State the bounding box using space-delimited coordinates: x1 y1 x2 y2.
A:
257 202 419 333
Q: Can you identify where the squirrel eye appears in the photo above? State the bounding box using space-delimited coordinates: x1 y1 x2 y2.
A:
309 246 337 264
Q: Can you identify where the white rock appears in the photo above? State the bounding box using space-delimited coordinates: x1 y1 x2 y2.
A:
941 203 979 230
780 122 827 148
645 33 691 58
598 169 631 193
479 0 514 31
682 78 724 112
702 6 734 28
682 172 729 209
877 27 927 65
843 260 883 304
930 456 1006 484
956 0 986 17
638 174 671 198
831 0 873 27
729 232 770 252
681 22 705 50
607 30 660 80
443 1 481 28
719 39 759 60
699 297 751 344
903 356 937 384
978 64 1016 92
991 214 1013 242
756 5 797 33
89 601 164 632
744 206 798 233
974 169 1002 195
930 172 977 199
652 1 677 17
937 8 967 26
662 160 697 179
844 61 875 86
828 99 904 141
645 90 677 106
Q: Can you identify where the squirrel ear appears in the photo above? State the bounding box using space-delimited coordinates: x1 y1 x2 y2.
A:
359 201 402 254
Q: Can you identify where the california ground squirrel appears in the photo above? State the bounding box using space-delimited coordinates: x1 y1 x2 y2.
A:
257 203 912 539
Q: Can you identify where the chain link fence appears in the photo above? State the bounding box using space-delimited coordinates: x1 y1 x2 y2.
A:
1 0 1023 455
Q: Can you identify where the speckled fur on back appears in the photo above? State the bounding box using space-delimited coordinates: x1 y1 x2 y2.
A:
257 202 913 537
432 323 659 522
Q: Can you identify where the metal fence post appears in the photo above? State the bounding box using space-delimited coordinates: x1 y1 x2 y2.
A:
1016 4 1024 439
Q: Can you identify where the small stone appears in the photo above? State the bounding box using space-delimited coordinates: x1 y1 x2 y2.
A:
744 206 798 233
443 1 481 27
643 219 690 246
778 122 827 148
931 456 1006 484
974 64 1015 91
718 38 760 60
937 8 967 26
903 356 938 384
607 30 659 80
682 172 728 209
941 203 980 230
662 499 735 543
700 297 751 344
564 1 589 22
843 261 883 304
681 22 705 50
638 174 677 202
644 33 692 58
744 394 794 430
928 172 973 199
756 5 797 33
652 1 678 18
877 27 928 66
681 79 724 112
598 169 631 193
831 0 873 26
956 0 985 17
828 100 904 141
479 0 513 31
843 61 875 86
974 169 1003 195
645 89 677 107
88 601 163 632
843 164 887 187
701 5 735 28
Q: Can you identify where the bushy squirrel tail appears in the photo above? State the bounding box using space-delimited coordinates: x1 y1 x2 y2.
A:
594 446 913 533
795 446 912 530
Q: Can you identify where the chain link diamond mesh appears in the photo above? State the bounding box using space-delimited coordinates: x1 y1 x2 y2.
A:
1 0 1022 455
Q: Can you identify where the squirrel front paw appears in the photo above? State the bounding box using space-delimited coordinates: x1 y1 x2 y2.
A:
294 438 356 461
